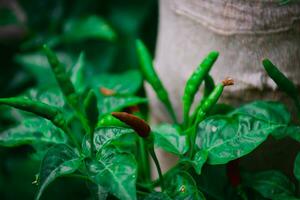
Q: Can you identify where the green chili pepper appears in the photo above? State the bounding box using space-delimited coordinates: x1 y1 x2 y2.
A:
0 97 65 128
262 59 300 118
43 45 77 106
189 75 216 125
182 52 219 127
195 84 224 124
0 97 81 150
195 78 234 125
135 39 177 123
189 78 234 157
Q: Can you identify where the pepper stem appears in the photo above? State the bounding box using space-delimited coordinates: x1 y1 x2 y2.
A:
148 146 165 191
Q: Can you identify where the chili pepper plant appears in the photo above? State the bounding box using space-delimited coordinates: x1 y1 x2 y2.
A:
0 39 300 200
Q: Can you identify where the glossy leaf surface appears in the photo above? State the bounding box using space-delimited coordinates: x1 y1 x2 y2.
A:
36 144 82 200
0 118 66 147
192 150 208 174
82 126 135 156
93 127 134 152
86 148 137 200
26 87 65 108
152 124 188 155
196 101 290 164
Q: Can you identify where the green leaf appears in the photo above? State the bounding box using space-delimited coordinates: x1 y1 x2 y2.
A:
93 127 134 152
0 118 67 147
71 52 86 92
165 172 206 200
152 124 188 155
278 125 300 141
99 96 147 116
144 192 172 200
91 70 142 95
109 133 139 154
86 182 108 200
82 127 135 156
62 16 116 42
230 101 290 124
196 101 290 164
242 170 295 199
26 87 65 108
294 152 300 182
192 150 208 174
86 149 137 200
36 144 82 200
15 52 74 85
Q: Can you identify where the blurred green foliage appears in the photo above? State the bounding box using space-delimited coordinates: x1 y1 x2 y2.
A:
0 0 157 199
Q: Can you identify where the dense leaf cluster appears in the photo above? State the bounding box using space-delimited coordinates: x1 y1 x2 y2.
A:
0 39 300 200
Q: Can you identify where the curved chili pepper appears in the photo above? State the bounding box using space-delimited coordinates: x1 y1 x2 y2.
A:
182 52 219 127
112 112 151 138
43 45 77 106
263 59 300 118
0 97 65 128
135 39 177 123
195 77 234 125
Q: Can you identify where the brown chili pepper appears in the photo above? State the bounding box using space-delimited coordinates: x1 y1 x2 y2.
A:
112 112 151 138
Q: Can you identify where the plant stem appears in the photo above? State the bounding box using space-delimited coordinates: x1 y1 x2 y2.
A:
89 127 95 157
148 146 165 191
138 138 151 182
189 111 206 158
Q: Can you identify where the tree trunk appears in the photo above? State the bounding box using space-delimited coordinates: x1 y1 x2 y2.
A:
150 0 300 177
